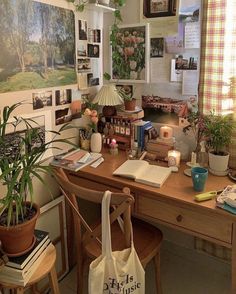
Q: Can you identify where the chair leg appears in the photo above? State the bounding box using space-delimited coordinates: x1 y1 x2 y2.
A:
77 257 84 294
49 266 60 294
154 251 162 294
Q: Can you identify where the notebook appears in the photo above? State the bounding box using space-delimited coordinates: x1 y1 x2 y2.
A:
113 160 171 188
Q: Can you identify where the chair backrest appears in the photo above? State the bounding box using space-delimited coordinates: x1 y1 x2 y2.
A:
53 167 134 249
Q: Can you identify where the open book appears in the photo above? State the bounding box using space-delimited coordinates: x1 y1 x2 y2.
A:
113 160 171 188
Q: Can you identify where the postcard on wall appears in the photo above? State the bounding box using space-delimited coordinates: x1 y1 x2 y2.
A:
77 43 87 57
55 89 72 106
77 58 91 72
170 59 182 82
150 58 170 83
184 22 200 49
182 70 198 95
77 73 88 90
150 38 164 58
55 108 72 126
78 20 88 40
32 91 52 110
165 22 184 54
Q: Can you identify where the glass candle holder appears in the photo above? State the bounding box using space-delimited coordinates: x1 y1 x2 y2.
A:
110 139 119 155
168 150 181 167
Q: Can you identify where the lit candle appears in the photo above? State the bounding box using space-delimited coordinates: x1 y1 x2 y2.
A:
110 139 118 155
168 150 181 167
159 126 173 139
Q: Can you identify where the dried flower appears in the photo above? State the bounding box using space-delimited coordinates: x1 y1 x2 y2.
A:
183 111 207 152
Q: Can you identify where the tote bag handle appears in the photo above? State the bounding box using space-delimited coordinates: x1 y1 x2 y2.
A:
101 191 134 258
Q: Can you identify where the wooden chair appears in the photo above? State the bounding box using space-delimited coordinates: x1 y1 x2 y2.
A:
54 167 163 294
0 244 60 294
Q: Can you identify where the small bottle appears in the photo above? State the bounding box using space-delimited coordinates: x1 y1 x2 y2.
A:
198 141 208 168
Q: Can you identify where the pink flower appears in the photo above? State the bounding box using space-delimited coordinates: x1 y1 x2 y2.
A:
91 116 98 124
84 108 91 116
124 47 134 56
90 110 98 117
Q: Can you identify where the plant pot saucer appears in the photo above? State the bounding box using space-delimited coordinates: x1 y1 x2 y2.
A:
5 235 36 257
209 167 229 176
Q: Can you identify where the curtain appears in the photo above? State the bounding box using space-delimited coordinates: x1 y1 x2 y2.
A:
199 0 236 168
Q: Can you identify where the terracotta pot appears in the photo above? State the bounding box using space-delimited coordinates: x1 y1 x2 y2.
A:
0 202 40 256
124 99 136 111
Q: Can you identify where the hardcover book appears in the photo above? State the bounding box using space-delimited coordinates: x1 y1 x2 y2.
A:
0 243 53 286
6 229 49 270
113 160 171 188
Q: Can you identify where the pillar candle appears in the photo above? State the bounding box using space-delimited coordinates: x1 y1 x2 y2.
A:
159 126 173 139
168 150 181 167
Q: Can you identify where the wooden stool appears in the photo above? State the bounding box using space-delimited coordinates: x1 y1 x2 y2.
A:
0 244 60 294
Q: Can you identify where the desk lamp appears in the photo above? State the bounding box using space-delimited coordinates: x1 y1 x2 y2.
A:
93 84 124 116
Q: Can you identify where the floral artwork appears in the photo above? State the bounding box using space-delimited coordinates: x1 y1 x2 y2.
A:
111 24 149 83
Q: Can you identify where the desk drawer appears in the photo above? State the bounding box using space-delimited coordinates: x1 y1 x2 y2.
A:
137 195 232 244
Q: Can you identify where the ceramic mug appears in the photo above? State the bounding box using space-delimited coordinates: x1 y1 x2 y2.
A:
191 167 208 192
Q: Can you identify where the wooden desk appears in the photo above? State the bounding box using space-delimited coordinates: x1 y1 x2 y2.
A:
65 151 235 293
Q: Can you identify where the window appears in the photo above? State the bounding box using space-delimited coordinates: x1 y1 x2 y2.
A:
200 0 236 115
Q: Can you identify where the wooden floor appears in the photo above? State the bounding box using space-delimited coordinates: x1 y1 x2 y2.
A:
59 240 231 294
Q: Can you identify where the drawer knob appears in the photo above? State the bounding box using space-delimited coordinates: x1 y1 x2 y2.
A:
176 215 183 222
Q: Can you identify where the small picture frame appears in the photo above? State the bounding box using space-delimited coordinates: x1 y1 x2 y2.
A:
143 0 176 18
87 44 99 58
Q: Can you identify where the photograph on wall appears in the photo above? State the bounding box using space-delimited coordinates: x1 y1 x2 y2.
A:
55 108 72 125
143 0 176 18
175 55 198 70
55 89 72 106
32 91 52 110
87 73 93 87
78 19 88 40
142 95 189 126
111 24 149 83
77 73 88 90
87 44 100 58
77 43 87 57
88 29 101 43
77 58 91 72
0 1 76 93
150 38 164 58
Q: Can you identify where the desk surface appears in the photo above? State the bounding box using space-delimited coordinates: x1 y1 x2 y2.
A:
68 150 235 219
65 150 236 293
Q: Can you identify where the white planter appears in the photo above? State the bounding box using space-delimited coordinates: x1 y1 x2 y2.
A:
208 151 229 176
90 133 102 153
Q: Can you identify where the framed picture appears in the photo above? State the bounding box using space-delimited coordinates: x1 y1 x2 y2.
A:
143 0 176 18
55 89 72 106
110 23 149 83
87 44 99 58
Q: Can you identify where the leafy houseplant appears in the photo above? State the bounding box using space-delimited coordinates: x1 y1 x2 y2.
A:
204 112 235 174
0 102 73 255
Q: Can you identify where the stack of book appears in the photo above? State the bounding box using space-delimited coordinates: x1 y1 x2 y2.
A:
146 137 175 160
0 229 52 286
51 148 102 172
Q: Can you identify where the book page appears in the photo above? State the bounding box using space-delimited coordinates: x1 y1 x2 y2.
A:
113 160 149 179
136 165 171 188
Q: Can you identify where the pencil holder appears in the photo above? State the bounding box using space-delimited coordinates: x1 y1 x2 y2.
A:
80 139 90 151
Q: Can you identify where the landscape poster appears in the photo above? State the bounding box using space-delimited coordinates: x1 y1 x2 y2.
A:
0 0 76 93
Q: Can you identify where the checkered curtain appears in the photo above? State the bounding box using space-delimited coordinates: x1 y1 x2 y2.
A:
199 0 236 168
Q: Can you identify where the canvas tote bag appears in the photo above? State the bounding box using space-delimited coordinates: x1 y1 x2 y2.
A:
88 191 145 294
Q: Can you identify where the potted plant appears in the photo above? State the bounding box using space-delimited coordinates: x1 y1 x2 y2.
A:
117 86 136 111
0 102 73 256
204 112 235 175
